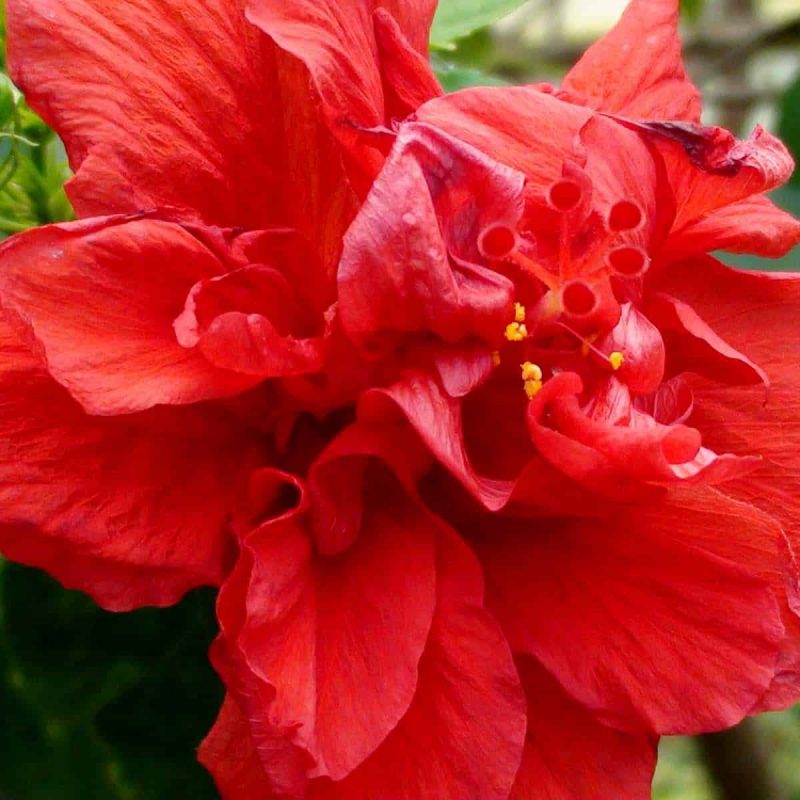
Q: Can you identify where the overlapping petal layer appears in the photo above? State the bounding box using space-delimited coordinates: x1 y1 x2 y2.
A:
0 316 262 610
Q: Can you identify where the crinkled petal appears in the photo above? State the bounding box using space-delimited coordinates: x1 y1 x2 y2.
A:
338 123 520 347
560 0 701 121
0 318 260 611
510 657 657 800
472 489 784 734
627 123 796 233
0 216 258 414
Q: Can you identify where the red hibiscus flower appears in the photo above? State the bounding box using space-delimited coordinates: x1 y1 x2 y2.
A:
2 1 800 799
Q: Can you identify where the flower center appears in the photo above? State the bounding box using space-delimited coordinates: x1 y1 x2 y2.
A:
479 169 646 398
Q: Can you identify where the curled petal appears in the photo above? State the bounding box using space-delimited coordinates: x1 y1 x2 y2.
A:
213 469 437 785
359 372 514 510
174 264 326 378
308 422 433 555
200 696 285 800
600 303 666 394
0 216 256 415
645 291 769 388
626 122 796 233
665 194 800 261
373 9 443 119
528 372 758 492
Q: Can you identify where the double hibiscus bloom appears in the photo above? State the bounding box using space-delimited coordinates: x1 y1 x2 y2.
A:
2 0 800 797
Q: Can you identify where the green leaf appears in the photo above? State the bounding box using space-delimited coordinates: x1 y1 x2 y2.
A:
432 52 509 91
0 564 221 800
430 0 528 49
778 71 800 187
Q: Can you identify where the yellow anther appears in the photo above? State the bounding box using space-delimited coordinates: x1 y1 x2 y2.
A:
520 361 543 382
608 351 625 371
491 350 502 367
514 302 526 323
505 322 528 342
524 379 543 399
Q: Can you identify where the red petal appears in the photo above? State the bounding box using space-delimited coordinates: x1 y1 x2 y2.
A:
510 657 656 800
199 696 281 800
338 123 519 347
415 87 592 190
308 527 526 800
561 0 701 121
0 318 260 611
599 303 666 394
246 0 437 178
374 9 443 120
360 372 514 510
634 123 796 233
308 422 433 555
645 291 769 387
214 469 437 783
527 372 757 492
579 115 667 250
0 217 256 414
175 264 326 377
472 489 784 734
666 194 800 260
658 256 800 708
7 0 291 229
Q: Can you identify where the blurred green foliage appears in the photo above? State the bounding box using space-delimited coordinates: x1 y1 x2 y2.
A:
0 4 73 237
679 0 706 23
0 561 221 800
779 71 800 188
